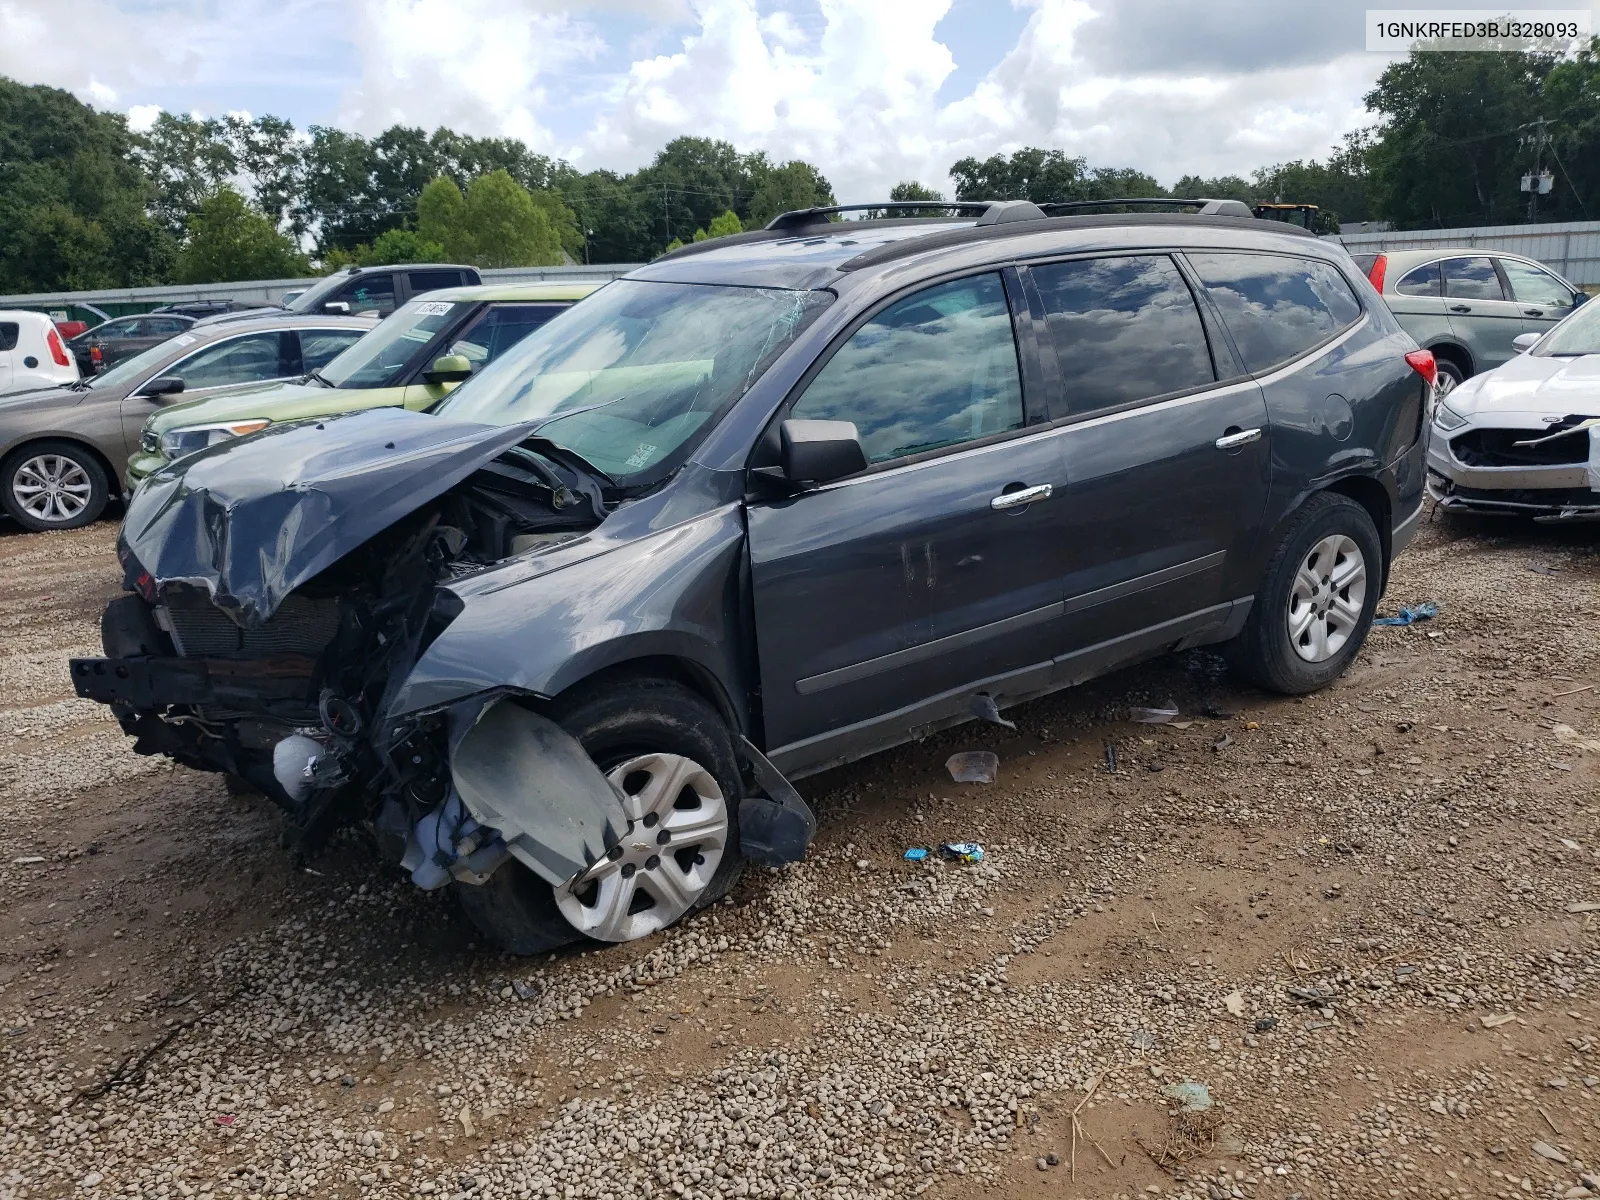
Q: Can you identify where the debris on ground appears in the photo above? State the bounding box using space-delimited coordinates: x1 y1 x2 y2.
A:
1374 600 1440 626
1223 989 1246 1017
938 842 984 863
903 847 929 862
1130 706 1180 723
945 750 999 783
968 692 1016 730
1534 1140 1571 1164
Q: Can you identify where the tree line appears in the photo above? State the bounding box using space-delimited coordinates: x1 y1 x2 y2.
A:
4 39 1600 293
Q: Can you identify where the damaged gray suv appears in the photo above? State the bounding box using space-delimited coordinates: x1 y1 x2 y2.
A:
74 199 1432 954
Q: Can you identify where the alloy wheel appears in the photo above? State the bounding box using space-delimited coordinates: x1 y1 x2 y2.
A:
1434 370 1458 400
555 751 729 942
1286 533 1367 663
11 454 93 524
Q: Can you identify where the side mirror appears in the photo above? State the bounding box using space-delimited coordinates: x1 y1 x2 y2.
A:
424 354 473 384
321 300 351 315
1512 332 1541 354
1573 291 1589 308
780 419 868 485
137 376 185 399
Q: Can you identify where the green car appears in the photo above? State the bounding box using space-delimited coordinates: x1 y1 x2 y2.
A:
126 280 602 487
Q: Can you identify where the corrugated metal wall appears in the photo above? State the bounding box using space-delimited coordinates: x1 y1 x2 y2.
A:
1335 220 1600 287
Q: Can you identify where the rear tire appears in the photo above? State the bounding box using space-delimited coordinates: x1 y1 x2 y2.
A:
456 678 744 955
1433 357 1465 398
1228 493 1382 695
1 440 109 531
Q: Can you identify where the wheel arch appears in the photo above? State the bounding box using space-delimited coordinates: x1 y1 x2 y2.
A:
540 648 749 740
1424 339 1472 379
1323 475 1393 593
0 435 121 507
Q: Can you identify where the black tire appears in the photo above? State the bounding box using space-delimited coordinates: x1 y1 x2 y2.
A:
0 440 110 532
456 677 744 956
1228 493 1382 695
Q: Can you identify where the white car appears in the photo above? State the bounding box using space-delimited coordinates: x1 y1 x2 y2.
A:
1427 294 1600 520
0 311 81 395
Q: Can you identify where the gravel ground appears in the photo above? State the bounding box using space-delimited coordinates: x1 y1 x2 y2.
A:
0 508 1597 1200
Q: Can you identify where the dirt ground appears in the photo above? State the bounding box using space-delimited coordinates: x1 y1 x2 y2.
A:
0 507 1597 1200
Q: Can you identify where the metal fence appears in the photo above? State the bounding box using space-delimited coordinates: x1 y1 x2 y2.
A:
0 263 643 317
1335 220 1600 287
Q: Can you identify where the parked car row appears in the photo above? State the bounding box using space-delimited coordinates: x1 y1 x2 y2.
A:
64 199 1435 956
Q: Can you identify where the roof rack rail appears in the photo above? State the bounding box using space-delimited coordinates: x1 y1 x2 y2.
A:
1038 197 1254 218
765 199 1050 232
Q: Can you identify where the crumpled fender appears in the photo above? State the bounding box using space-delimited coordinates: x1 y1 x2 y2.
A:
446 696 628 886
119 407 538 628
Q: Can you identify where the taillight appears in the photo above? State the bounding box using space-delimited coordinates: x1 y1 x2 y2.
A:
1366 254 1387 292
90 345 102 363
1404 349 1437 387
46 327 70 368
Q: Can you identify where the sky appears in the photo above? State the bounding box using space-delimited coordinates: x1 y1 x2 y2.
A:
0 0 1568 200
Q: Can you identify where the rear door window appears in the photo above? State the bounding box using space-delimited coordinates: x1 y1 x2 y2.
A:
1395 263 1442 297
790 272 1023 464
1029 255 1215 415
1187 253 1364 374
446 304 568 367
408 269 467 296
145 317 191 336
173 332 293 389
1441 257 1505 301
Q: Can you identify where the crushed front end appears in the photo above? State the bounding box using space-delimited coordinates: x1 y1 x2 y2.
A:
72 408 624 882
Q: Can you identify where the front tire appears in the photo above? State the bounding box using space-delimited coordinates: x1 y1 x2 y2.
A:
1433 357 1464 399
456 678 744 955
1 440 109 531
1229 493 1382 695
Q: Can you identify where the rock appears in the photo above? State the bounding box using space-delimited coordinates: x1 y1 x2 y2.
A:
1223 990 1245 1017
1533 1141 1570 1164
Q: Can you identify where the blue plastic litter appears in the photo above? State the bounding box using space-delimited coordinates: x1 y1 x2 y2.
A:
939 842 985 863
1374 601 1439 627
904 847 929 862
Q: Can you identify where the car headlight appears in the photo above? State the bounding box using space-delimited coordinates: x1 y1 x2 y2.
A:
157 420 270 461
1431 402 1468 433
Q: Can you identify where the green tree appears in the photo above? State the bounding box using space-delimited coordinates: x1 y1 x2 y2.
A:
0 78 174 291
176 187 308 283
417 175 469 260
1364 50 1548 227
691 210 745 241
225 113 304 236
745 160 835 228
136 111 237 235
358 227 447 265
949 149 1091 202
1170 174 1254 202
460 169 562 267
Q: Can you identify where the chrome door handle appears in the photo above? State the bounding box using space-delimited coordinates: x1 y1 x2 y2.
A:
990 483 1053 510
1214 428 1262 451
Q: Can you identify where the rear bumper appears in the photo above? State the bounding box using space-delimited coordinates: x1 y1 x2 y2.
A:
1391 497 1424 556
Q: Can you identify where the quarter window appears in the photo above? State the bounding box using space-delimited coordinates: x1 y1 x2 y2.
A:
173 333 290 389
0 322 17 352
1030 255 1215 414
1187 253 1364 374
1441 257 1505 301
1500 260 1573 308
408 269 466 295
1395 264 1441 297
790 273 1023 464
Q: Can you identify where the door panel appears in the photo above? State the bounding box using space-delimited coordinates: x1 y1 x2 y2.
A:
1500 258 1578 338
1386 261 1455 354
749 270 1069 758
1441 256 1522 370
1054 380 1271 654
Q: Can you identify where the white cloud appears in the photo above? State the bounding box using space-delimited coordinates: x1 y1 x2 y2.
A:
338 0 606 150
126 103 163 133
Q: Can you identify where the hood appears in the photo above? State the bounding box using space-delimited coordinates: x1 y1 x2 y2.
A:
0 383 84 413
120 406 538 628
143 378 402 435
1449 353 1600 423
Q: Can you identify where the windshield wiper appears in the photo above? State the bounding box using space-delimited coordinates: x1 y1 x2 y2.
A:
64 378 95 391
308 369 334 387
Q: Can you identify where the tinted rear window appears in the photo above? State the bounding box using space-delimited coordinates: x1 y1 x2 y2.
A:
1030 255 1215 414
1187 253 1364 374
0 322 16 352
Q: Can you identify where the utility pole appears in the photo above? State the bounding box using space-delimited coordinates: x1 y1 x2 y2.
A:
1519 117 1555 221
662 185 670 245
